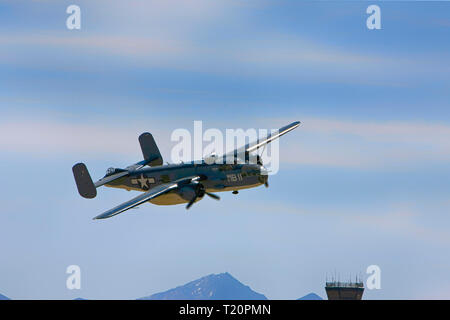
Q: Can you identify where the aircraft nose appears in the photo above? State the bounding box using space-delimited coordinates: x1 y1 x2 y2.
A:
258 165 269 185
259 165 269 177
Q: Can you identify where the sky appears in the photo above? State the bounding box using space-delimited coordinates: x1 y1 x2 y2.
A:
1 0 450 299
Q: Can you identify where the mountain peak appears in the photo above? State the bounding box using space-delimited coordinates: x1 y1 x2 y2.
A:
0 293 10 300
139 272 267 300
297 293 323 300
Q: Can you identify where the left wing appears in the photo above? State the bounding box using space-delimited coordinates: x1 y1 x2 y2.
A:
93 176 200 220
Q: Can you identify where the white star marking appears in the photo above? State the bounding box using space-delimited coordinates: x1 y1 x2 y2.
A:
137 174 148 189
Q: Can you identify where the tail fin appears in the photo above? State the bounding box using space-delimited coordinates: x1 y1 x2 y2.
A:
72 163 97 199
139 132 163 166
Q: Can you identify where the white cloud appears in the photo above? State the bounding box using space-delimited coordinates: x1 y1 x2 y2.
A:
0 118 174 163
2 116 450 170
0 34 187 58
2 0 448 84
279 117 450 168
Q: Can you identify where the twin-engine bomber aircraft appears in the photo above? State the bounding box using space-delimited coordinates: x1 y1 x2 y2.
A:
72 121 300 220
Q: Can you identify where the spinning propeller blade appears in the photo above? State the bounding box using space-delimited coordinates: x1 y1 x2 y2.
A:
186 195 198 209
206 192 220 200
186 186 220 209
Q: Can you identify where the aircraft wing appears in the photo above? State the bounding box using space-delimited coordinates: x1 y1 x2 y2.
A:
220 121 301 162
93 176 201 220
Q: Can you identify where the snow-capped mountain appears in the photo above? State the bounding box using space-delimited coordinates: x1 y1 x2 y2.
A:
139 272 267 300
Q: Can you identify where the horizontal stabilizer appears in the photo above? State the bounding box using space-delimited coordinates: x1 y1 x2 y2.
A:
139 132 163 166
94 171 129 188
72 163 97 199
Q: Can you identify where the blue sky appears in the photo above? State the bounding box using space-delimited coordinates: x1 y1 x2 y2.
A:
1 0 450 299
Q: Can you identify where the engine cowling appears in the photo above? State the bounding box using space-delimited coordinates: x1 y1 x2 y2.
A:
176 181 219 209
177 183 205 202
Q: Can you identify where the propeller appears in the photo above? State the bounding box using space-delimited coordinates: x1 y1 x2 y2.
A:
185 183 220 209
206 192 220 200
186 195 197 209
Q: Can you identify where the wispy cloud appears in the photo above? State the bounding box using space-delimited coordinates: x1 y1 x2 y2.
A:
279 117 450 168
2 116 450 170
0 34 187 57
2 1 448 84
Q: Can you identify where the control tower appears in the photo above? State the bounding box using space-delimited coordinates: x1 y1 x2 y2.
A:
325 277 364 300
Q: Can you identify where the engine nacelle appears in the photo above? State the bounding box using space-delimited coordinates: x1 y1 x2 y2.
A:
177 183 205 201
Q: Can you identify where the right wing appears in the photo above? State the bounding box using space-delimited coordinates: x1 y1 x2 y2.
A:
219 121 301 163
93 176 200 220
243 121 301 153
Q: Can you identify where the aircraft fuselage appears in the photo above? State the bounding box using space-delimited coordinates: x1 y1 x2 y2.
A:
105 161 268 205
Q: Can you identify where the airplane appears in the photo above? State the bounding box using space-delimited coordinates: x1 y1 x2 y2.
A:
72 121 300 220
